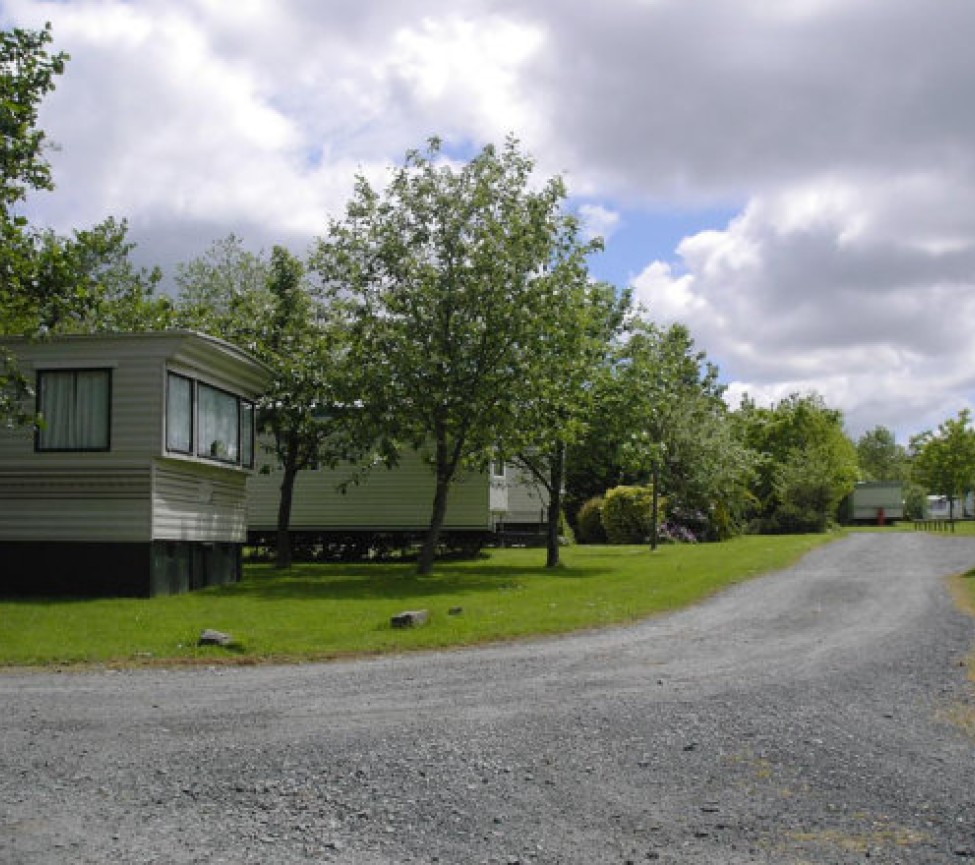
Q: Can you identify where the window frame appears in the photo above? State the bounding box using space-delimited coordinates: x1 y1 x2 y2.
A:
165 371 255 469
165 371 195 456
196 381 241 465
34 367 113 453
240 400 255 470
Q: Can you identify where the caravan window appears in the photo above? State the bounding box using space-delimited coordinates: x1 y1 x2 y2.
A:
36 369 111 452
198 384 240 463
166 372 254 468
166 373 193 453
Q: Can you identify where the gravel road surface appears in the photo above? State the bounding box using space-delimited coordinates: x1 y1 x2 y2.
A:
2 533 975 864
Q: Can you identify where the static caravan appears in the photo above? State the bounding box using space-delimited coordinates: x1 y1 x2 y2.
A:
247 448 548 553
848 481 904 524
925 492 974 520
0 332 268 597
490 459 548 544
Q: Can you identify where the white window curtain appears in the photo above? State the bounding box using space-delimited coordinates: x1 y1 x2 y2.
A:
75 371 110 448
37 370 110 450
166 373 193 453
198 384 239 462
38 371 74 449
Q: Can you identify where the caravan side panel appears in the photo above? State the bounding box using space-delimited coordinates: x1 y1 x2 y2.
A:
248 450 491 532
0 468 152 542
152 461 250 542
504 469 548 526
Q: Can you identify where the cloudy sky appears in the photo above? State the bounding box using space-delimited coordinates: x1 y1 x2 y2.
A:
5 0 975 441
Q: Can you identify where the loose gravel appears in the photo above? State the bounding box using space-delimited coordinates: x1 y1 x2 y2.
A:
2 533 975 864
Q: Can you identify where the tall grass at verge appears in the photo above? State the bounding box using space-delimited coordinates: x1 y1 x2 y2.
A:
0 535 832 668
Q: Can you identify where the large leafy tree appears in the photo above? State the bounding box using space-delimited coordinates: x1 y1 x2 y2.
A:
173 238 376 568
13 218 168 335
256 247 385 569
314 136 591 574
910 409 975 518
734 392 858 532
173 234 271 354
506 273 626 567
566 320 752 541
856 425 909 482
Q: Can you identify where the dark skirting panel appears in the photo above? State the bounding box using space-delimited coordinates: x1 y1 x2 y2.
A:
0 541 242 598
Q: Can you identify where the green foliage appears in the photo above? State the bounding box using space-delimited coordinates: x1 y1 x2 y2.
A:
314 136 605 573
173 234 272 354
1 27 163 333
0 348 33 429
575 496 607 544
902 482 927 520
566 319 754 541
7 218 168 335
602 485 655 544
768 448 837 533
735 392 858 533
173 237 384 569
856 425 909 482
0 23 66 214
910 409 975 508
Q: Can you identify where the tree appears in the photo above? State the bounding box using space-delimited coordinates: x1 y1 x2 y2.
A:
173 238 379 568
173 234 271 355
507 277 625 567
0 23 66 221
856 426 909 482
910 409 975 518
256 247 385 569
11 218 168 335
566 320 752 541
314 136 590 574
1 23 67 424
504 256 626 566
734 393 858 532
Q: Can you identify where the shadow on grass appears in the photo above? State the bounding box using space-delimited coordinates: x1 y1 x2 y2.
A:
227 560 606 602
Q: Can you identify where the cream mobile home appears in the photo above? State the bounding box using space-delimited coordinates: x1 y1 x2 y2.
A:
247 449 548 554
847 481 904 524
0 332 268 597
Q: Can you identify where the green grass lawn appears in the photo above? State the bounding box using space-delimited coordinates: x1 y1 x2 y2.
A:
0 535 834 668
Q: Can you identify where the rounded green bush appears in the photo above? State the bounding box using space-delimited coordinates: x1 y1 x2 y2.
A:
602 485 655 544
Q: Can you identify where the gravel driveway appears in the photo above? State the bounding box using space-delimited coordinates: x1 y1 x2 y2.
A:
2 533 975 864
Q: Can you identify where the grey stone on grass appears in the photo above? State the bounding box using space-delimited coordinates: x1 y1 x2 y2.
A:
390 610 429 628
198 629 232 646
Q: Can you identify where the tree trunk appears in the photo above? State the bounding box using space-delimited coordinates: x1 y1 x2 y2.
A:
417 471 451 576
545 439 565 568
275 448 299 570
417 429 459 576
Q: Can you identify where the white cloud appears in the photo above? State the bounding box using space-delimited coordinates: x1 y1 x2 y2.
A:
5 0 975 439
633 173 975 437
577 204 621 243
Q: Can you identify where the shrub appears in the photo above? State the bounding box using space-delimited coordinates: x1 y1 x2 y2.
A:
575 496 607 544
602 485 656 544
